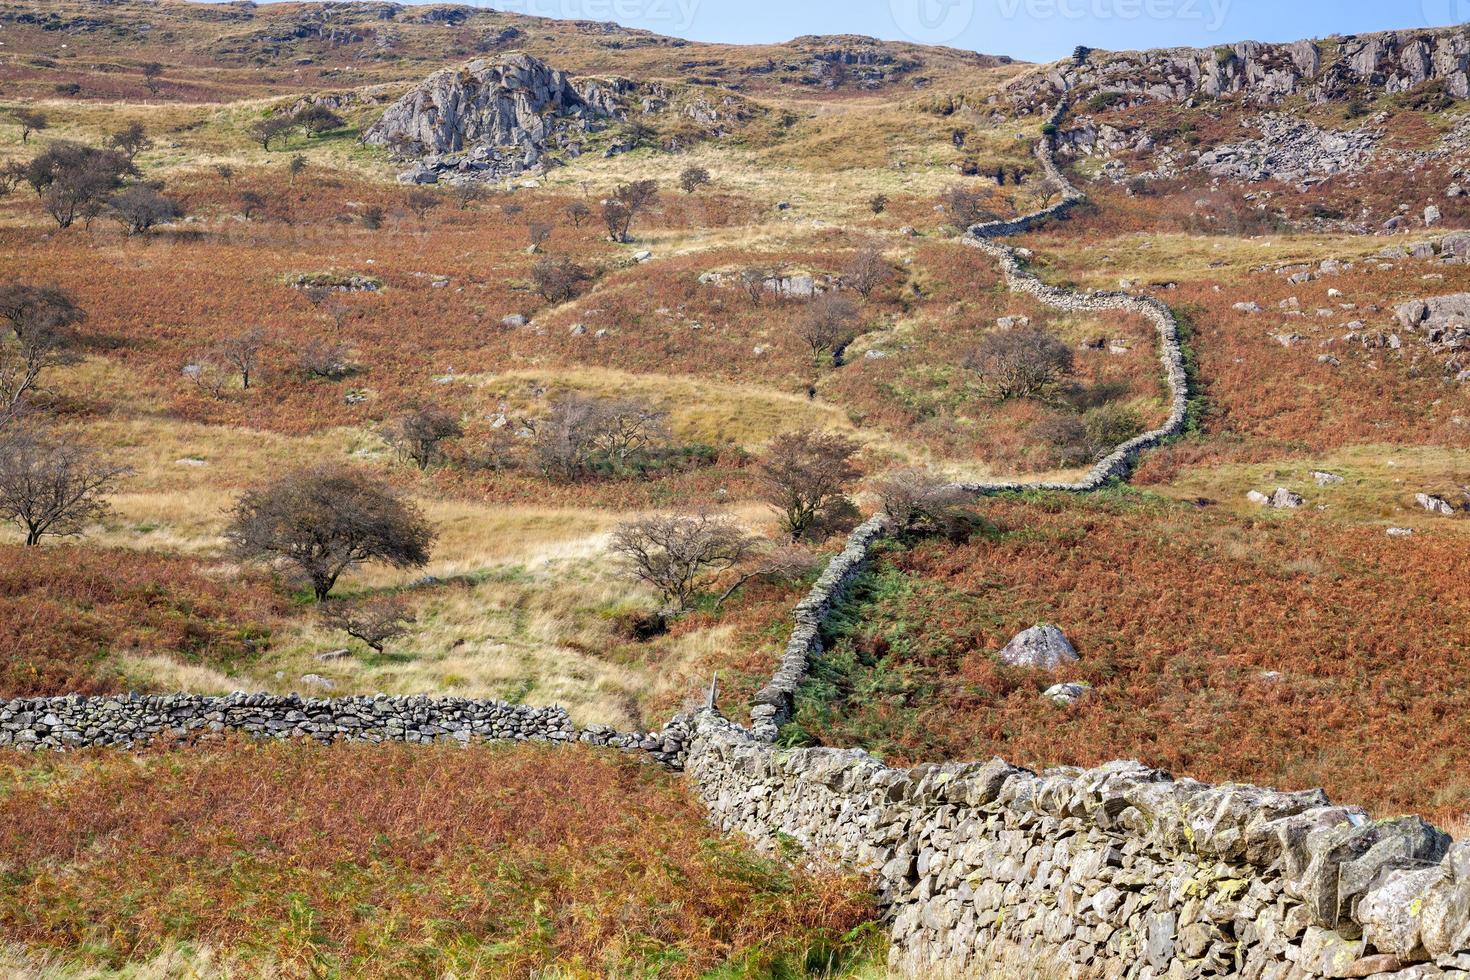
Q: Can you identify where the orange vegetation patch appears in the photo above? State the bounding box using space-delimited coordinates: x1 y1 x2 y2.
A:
0 741 877 978
790 493 1470 825
0 545 282 697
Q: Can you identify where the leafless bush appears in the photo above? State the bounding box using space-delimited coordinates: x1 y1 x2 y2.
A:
216 328 267 390
524 393 671 482
320 595 415 653
795 292 861 358
942 183 998 228
297 337 353 379
610 510 753 611
531 256 592 302
966 326 1074 400
0 283 84 430
566 199 591 227
386 405 463 471
872 469 975 539
602 179 659 242
679 166 712 194
405 188 442 219
843 244 893 299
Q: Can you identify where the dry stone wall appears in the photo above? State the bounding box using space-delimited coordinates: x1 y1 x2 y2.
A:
679 111 1470 978
8 103 1466 980
0 693 694 767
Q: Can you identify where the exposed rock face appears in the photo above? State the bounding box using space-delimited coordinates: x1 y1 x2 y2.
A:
1196 114 1382 184
1008 27 1470 110
998 624 1079 670
363 54 624 182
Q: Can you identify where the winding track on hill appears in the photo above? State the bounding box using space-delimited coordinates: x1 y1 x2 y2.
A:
748 102 1194 740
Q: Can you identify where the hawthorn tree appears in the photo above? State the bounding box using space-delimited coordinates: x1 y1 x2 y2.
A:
141 62 164 95
107 121 152 162
23 141 137 229
531 256 592 302
757 430 862 542
107 185 183 235
0 283 85 430
295 104 344 138
0 426 127 546
602 179 659 242
966 326 1074 400
216 328 267 390
249 116 293 151
10 108 47 144
795 292 861 359
679 166 711 194
843 245 893 299
942 184 998 228
610 510 753 612
225 465 435 602
872 468 976 539
386 405 463 471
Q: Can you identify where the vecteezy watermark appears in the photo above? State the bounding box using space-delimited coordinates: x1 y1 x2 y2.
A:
461 0 702 31
889 0 979 45
994 0 1232 33
1420 0 1470 28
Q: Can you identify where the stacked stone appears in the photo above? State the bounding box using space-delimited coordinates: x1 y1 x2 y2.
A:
750 514 892 741
0 693 692 767
686 714 1470 980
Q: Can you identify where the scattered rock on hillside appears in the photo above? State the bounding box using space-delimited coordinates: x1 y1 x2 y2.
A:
1250 488 1306 509
299 674 336 691
1195 114 1381 185
1416 493 1456 515
998 625 1079 671
1312 471 1345 486
1043 682 1091 706
1387 527 1415 537
315 649 353 663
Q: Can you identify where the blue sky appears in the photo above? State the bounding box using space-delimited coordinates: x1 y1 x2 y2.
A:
273 0 1468 62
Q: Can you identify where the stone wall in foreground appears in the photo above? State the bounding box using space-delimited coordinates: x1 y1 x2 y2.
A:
686 714 1470 979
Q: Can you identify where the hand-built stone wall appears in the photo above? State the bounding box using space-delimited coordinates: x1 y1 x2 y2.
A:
7 104 1468 980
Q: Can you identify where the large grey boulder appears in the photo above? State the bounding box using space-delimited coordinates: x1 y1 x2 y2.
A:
365 54 623 180
998 625 1079 670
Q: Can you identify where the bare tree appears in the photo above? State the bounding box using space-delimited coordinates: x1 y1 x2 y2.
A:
601 179 659 242
107 122 152 163
679 166 712 194
966 326 1074 400
611 510 753 611
757 430 863 542
287 154 307 187
239 190 266 220
566 199 591 228
249 116 293 151
452 183 485 210
843 245 893 299
183 356 230 399
297 337 353 379
872 469 975 538
523 392 669 482
598 398 671 465
942 184 998 228
107 185 183 236
738 266 781 307
225 465 435 602
23 142 137 229
216 328 267 390
215 164 236 187
140 62 164 95
294 104 343 139
0 283 84 430
386 405 463 471
527 221 553 249
0 426 127 546
868 193 889 215
321 595 415 653
530 256 592 303
795 292 861 359
405 188 442 220
11 108 47 144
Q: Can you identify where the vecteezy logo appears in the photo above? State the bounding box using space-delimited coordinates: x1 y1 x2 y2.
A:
1421 0 1470 27
890 0 977 45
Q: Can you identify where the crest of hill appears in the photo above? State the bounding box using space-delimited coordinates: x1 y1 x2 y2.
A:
1006 25 1470 109
0 0 1016 102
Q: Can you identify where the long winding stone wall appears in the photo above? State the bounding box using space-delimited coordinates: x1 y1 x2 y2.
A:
8 103 1467 980
680 108 1470 978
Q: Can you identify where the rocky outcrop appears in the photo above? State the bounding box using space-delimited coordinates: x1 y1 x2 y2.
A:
997 624 1079 670
1196 113 1382 184
363 53 626 183
1009 27 1470 110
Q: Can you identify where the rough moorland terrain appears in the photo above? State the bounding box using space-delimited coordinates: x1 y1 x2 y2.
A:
4 4 1470 975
